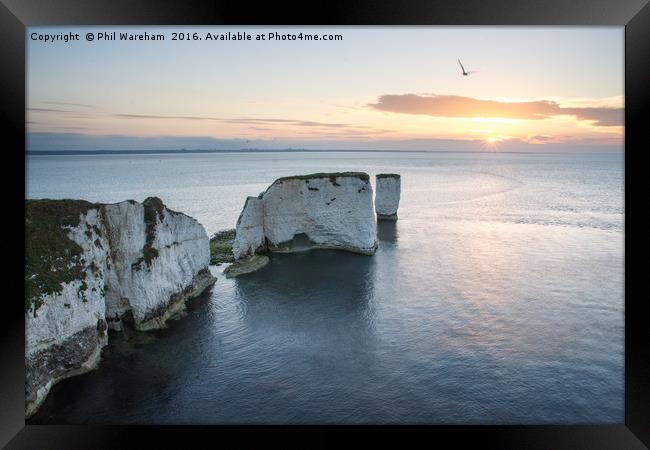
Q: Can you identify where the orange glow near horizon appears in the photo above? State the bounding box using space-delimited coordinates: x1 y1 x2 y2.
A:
27 103 623 140
27 27 624 150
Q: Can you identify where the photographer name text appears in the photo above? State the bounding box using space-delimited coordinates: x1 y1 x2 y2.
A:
30 31 344 44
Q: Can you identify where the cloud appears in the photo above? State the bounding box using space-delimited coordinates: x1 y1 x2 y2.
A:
368 94 623 127
223 118 394 134
27 107 74 113
113 113 221 121
112 114 394 134
526 135 556 144
43 101 95 108
558 107 623 127
223 118 351 128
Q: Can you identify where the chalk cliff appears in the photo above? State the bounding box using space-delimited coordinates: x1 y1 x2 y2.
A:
25 197 215 417
232 172 377 261
232 196 265 260
375 174 401 220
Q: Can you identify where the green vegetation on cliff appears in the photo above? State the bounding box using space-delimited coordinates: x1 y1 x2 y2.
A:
274 172 370 184
132 197 164 271
210 229 236 265
25 199 97 313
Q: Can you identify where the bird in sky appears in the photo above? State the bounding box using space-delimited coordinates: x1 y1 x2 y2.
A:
458 59 476 76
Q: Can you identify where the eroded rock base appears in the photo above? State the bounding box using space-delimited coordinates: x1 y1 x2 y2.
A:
224 255 270 278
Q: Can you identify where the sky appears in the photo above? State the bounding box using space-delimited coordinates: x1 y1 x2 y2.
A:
27 26 624 152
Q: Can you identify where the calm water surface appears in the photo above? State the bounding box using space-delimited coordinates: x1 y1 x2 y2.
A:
27 151 624 424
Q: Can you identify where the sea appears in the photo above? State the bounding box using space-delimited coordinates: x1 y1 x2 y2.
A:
26 150 624 424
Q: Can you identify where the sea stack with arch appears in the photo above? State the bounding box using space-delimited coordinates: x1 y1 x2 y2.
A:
230 172 378 270
375 173 401 220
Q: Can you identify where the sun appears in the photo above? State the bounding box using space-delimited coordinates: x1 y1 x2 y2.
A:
484 136 500 149
481 135 510 150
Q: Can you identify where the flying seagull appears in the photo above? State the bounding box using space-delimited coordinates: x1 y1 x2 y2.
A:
458 59 475 76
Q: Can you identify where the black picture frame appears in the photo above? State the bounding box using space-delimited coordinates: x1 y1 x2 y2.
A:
1 1 648 447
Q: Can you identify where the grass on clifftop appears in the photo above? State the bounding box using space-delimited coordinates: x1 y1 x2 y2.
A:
25 199 97 313
376 173 401 179
275 172 370 184
210 229 236 265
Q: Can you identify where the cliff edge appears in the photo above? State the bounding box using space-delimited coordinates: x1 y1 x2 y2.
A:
25 197 216 417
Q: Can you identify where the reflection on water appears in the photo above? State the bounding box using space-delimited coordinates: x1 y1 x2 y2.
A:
377 220 398 244
27 152 623 424
235 251 377 322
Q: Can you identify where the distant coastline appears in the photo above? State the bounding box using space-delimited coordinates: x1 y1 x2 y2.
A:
25 149 586 156
26 149 431 156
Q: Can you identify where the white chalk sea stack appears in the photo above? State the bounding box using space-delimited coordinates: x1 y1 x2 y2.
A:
25 197 215 417
375 174 401 220
232 172 377 261
231 196 265 260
